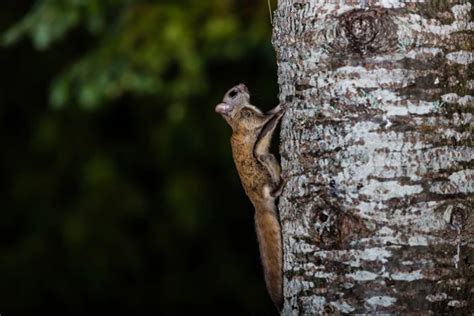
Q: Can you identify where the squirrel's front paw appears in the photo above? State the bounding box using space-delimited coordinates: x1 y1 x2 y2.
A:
271 178 286 198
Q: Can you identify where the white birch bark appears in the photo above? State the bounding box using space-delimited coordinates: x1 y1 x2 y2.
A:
273 0 473 314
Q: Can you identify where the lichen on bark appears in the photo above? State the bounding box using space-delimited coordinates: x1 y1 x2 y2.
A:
273 0 473 314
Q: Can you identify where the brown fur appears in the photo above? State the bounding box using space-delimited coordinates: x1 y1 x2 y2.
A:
215 84 284 311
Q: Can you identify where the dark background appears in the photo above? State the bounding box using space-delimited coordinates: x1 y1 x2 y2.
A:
0 0 279 314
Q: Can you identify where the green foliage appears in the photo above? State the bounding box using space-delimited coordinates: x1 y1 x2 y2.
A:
0 0 279 313
3 0 108 49
3 0 273 109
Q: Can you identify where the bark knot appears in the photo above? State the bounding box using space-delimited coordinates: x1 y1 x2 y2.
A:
341 9 396 55
320 8 399 58
346 15 377 46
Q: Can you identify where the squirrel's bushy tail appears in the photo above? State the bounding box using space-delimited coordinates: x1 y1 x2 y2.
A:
254 207 283 311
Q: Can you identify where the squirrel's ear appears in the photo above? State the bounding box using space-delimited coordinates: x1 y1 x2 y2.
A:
215 103 232 115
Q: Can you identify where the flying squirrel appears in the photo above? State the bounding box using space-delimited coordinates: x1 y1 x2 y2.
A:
215 84 285 311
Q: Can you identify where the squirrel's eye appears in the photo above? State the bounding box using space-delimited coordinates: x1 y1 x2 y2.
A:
229 90 238 98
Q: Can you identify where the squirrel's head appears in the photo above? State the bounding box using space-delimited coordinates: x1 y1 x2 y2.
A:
215 84 270 132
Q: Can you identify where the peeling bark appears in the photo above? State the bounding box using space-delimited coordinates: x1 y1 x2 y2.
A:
273 0 473 314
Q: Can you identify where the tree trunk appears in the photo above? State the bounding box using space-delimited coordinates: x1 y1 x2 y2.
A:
273 1 473 314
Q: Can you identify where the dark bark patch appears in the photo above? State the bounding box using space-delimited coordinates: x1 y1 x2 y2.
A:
416 0 455 24
292 2 306 10
285 95 294 103
295 83 315 91
319 212 329 223
323 304 336 314
331 98 384 117
337 210 372 246
323 8 399 60
310 193 372 250
397 73 445 101
398 54 445 72
398 62 473 101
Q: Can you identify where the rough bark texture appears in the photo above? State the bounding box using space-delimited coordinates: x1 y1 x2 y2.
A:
273 0 473 314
